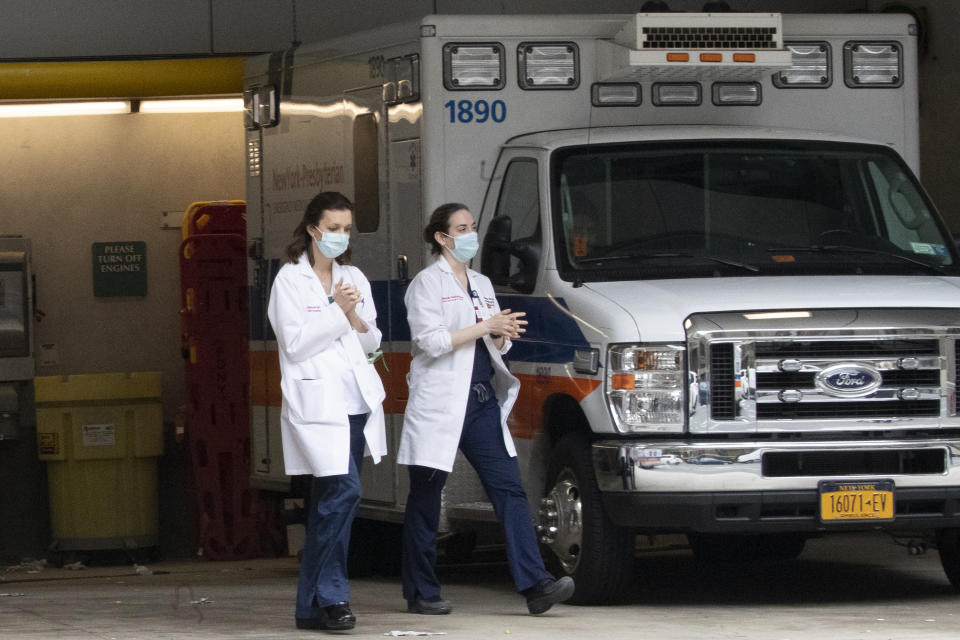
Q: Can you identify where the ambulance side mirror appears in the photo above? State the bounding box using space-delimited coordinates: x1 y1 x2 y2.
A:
481 215 513 285
508 235 540 295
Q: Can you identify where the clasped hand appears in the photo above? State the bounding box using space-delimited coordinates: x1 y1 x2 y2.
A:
484 309 527 340
332 278 362 314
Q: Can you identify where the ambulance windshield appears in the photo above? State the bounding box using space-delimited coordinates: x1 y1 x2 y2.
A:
553 140 958 281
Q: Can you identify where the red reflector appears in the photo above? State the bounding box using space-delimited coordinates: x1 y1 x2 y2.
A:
667 53 690 62
733 53 756 62
700 53 722 62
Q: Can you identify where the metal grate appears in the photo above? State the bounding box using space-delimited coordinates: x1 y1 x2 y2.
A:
956 339 960 414
758 370 939 390
641 26 778 49
710 343 736 420
762 448 946 477
758 400 940 419
247 139 262 177
755 339 939 359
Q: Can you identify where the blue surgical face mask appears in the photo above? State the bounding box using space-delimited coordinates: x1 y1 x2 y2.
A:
314 231 350 259
443 231 479 263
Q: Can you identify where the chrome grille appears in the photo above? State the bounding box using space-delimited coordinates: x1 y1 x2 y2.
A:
753 337 942 421
686 309 960 435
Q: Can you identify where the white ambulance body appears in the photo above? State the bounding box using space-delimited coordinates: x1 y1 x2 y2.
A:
245 12 960 602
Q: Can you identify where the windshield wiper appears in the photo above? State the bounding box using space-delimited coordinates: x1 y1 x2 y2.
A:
577 252 759 272
766 244 946 274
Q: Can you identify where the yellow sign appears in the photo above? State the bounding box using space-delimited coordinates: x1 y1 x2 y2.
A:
38 432 58 456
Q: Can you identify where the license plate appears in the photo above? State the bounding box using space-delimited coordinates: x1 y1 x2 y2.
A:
819 480 895 522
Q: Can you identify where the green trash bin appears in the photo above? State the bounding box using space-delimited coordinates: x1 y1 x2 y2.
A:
34 372 163 556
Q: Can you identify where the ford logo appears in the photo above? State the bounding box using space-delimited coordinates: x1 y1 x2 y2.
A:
815 363 883 398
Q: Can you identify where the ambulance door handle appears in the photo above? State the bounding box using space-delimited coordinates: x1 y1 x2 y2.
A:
397 254 409 286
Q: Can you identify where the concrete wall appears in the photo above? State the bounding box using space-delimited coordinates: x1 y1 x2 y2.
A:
0 112 243 561
915 4 960 236
1 112 244 417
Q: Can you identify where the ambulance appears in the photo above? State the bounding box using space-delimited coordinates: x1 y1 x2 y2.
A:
244 11 960 603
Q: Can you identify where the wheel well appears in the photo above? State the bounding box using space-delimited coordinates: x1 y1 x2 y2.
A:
542 393 590 448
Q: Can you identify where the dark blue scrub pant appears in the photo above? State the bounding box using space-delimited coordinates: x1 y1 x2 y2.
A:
401 384 551 602
296 413 367 618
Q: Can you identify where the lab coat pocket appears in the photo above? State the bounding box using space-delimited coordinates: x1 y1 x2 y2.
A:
291 378 347 425
405 371 453 421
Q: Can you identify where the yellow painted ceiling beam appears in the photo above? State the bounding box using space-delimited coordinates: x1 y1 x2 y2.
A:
0 57 244 100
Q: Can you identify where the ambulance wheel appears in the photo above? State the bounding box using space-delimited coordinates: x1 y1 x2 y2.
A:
540 433 635 604
936 528 960 590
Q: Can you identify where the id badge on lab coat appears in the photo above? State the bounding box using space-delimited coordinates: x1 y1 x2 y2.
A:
468 280 495 323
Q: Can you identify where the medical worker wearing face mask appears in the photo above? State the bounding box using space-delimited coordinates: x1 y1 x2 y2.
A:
267 191 386 632
398 203 575 616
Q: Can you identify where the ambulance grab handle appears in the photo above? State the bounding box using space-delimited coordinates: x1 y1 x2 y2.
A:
397 254 409 285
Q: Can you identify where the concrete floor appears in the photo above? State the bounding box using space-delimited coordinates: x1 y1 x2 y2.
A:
2 531 959 639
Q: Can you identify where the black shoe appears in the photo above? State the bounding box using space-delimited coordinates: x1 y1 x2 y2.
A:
296 602 356 630
407 596 452 615
524 576 575 614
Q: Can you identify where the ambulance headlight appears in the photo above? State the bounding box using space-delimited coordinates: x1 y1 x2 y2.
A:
773 43 830 87
844 41 902 87
443 43 505 90
591 83 641 106
606 344 685 433
518 42 579 89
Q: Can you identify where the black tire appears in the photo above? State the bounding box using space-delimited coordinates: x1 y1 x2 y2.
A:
936 528 960 590
688 533 806 564
541 433 635 604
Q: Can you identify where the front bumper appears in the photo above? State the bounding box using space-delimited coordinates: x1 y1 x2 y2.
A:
593 438 960 533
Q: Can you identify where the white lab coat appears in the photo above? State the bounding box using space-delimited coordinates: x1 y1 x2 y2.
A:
267 254 387 477
397 258 520 472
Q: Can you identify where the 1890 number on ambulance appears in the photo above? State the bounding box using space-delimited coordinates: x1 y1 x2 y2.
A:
444 99 506 123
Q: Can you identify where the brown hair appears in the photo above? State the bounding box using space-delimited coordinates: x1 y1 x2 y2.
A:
284 191 354 265
423 202 469 255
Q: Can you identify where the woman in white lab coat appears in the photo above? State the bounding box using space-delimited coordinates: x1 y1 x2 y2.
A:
397 203 574 616
267 191 386 632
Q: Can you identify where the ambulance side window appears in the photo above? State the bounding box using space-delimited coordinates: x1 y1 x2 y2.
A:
494 159 541 294
353 113 380 233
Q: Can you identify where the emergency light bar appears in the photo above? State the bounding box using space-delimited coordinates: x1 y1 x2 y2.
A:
599 13 792 83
